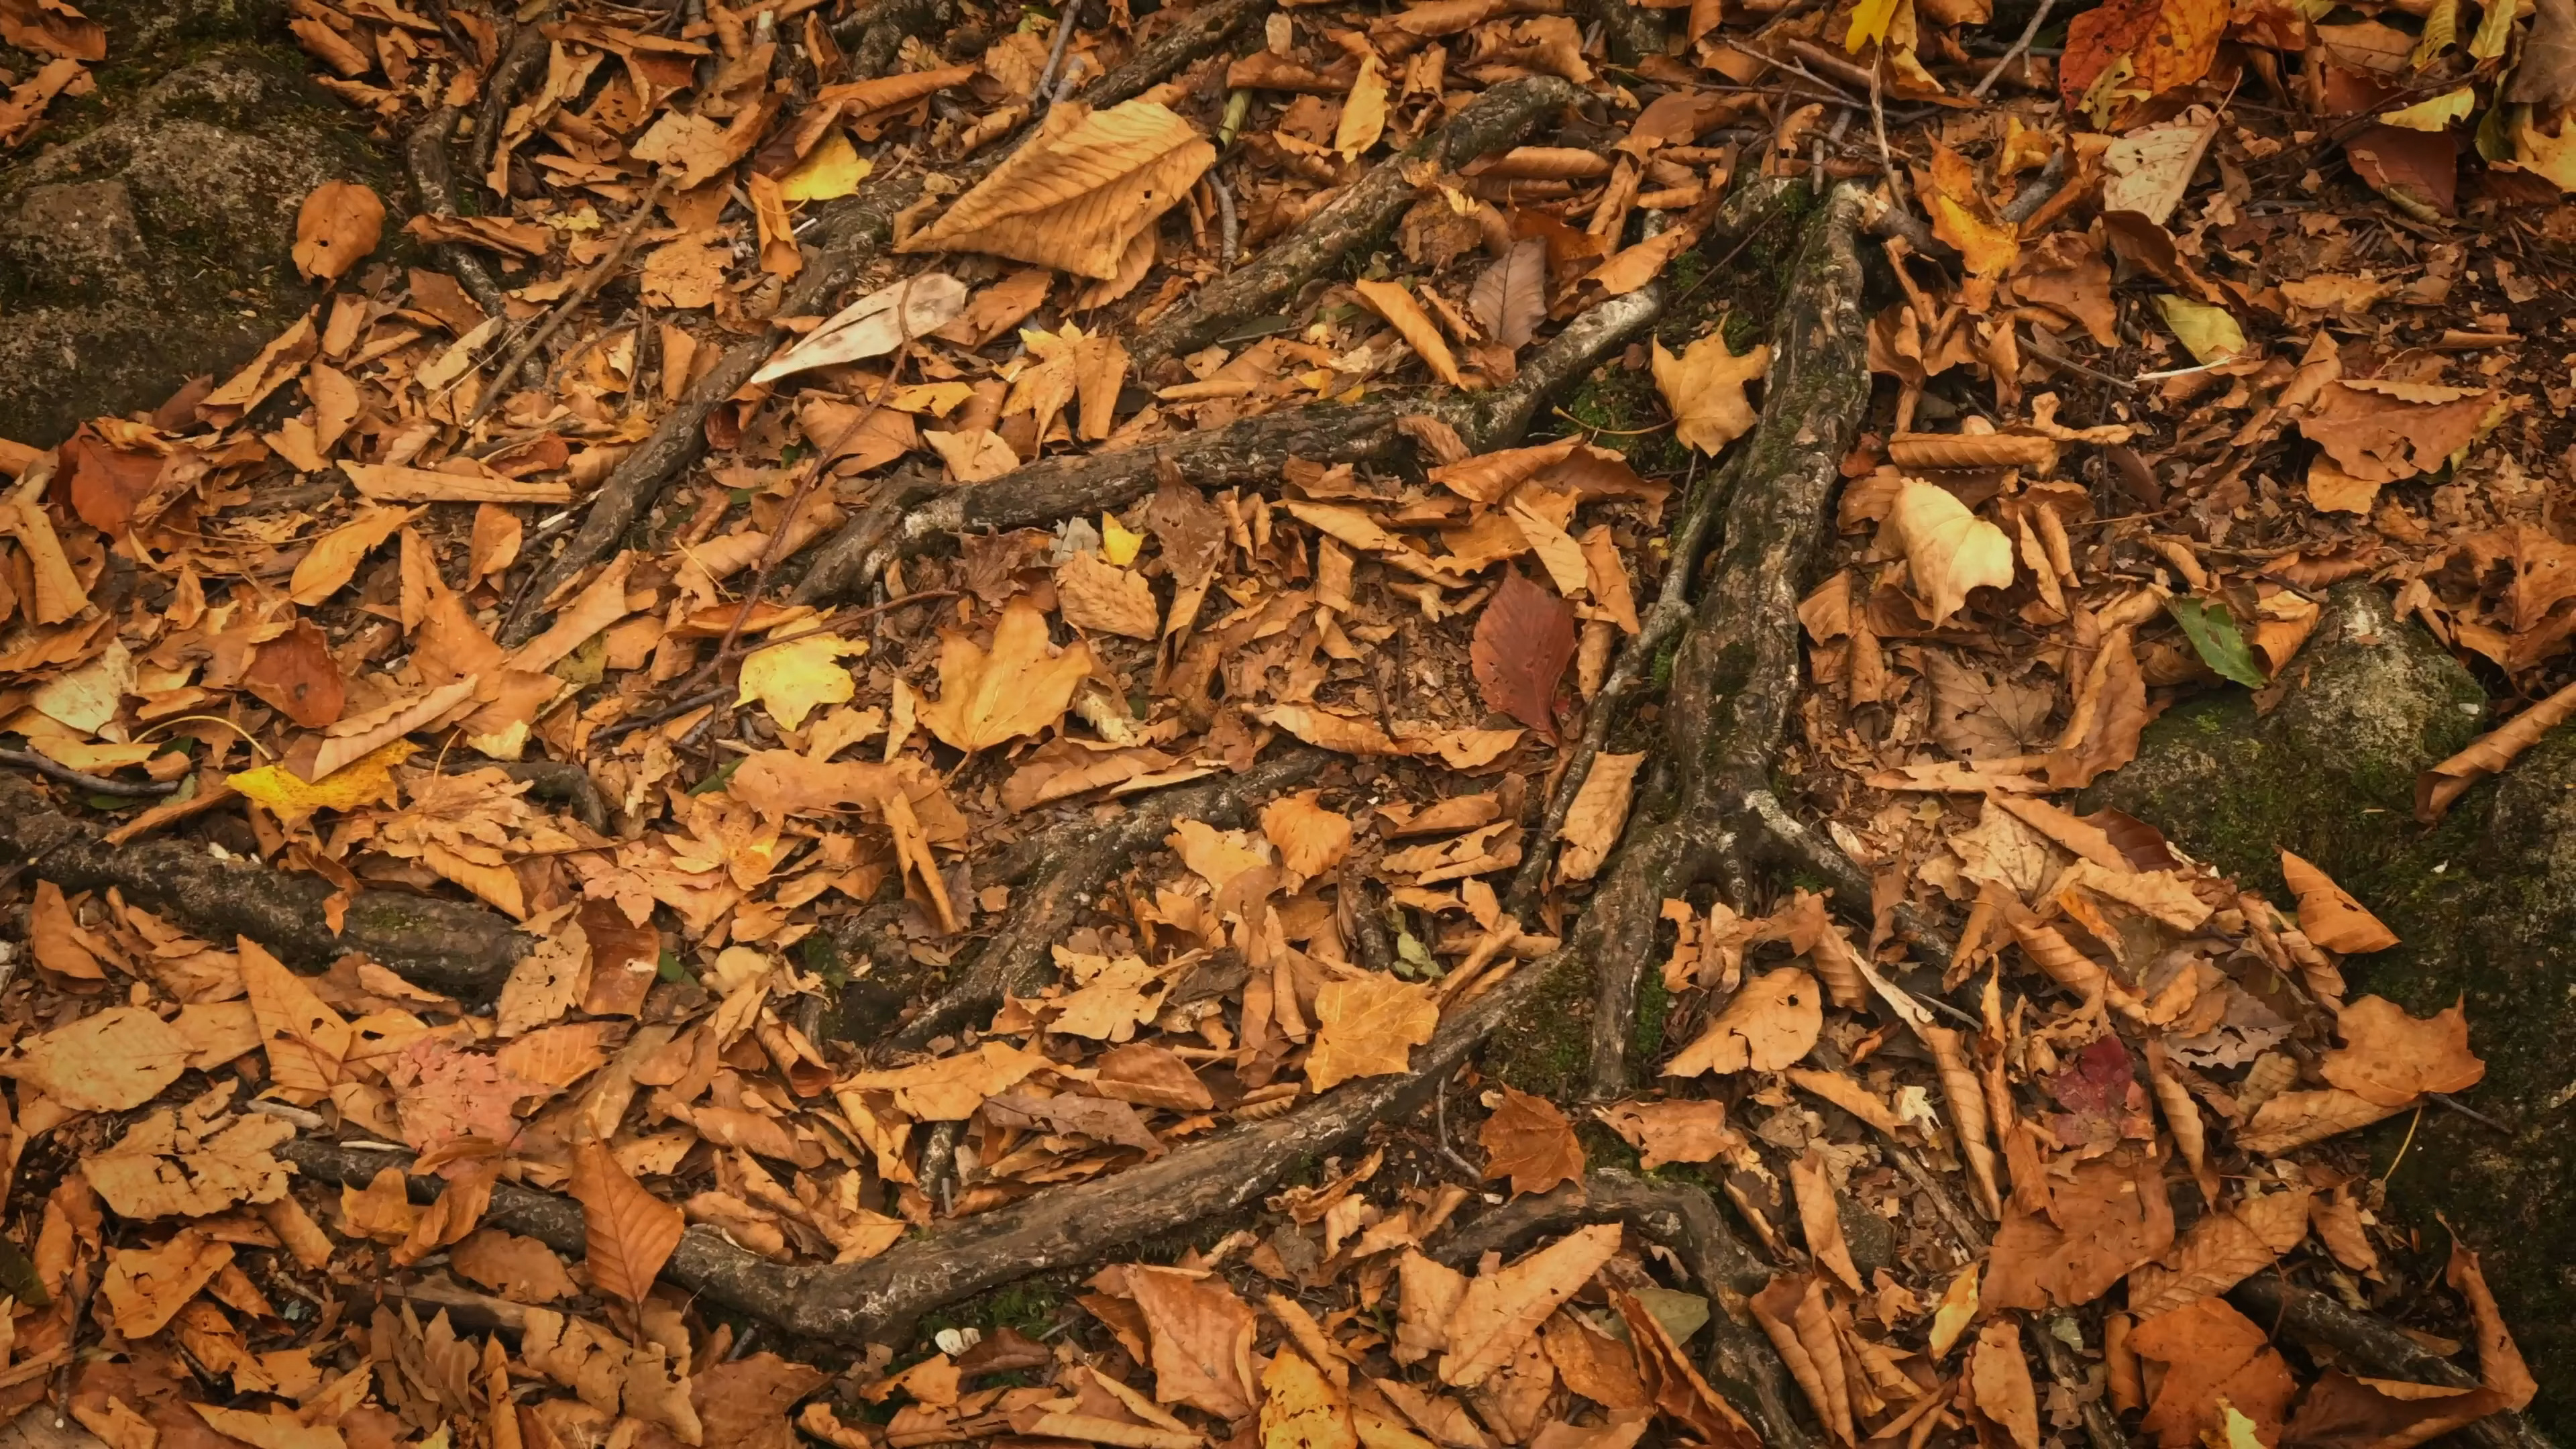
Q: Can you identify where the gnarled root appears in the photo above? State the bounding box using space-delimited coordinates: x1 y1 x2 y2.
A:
407 107 537 386
2229 1279 2551 1449
1436 1171 1810 1449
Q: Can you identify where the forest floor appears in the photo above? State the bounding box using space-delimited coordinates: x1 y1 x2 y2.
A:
0 0 2569 1447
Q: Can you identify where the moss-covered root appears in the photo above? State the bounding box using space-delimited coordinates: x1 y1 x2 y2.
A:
1436 1172 1811 1449
1581 185 1872 1102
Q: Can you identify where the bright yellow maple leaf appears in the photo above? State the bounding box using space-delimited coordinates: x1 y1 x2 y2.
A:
229 739 415 825
737 632 864 729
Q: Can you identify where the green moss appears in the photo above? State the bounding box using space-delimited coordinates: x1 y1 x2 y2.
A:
914 1275 1075 1349
1558 364 1688 476
1631 970 1671 1067
1482 953 1595 1100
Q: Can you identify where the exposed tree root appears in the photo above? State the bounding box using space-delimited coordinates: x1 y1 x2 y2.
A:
406 107 537 385
894 746 1330 1047
281 950 1550 1346
2229 1279 2553 1449
468 17 549 191
1127 75 1580 374
502 0 1267 645
1574 184 1871 1101
0 774 527 997
1436 1171 1812 1449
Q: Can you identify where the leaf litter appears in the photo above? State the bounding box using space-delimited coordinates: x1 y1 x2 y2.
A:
0 0 2562 1440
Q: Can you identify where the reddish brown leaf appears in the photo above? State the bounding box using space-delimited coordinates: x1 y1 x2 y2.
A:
1477 1087 1585 1198
1470 570 1575 741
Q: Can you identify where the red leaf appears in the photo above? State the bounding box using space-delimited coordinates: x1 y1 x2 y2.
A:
2347 124 2458 217
60 427 166 535
1471 570 1574 741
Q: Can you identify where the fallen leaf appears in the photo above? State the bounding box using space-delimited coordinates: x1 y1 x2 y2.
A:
2318 995 2483 1106
2127 1297 2298 1449
1470 238 1548 351
1470 571 1575 739
1557 752 1642 882
1788 1147 1863 1293
737 632 861 729
1126 1265 1259 1419
1888 482 2015 627
569 1139 685 1304
1594 1099 1738 1169
1355 280 1465 388
1652 332 1768 454
1442 1223 1622 1387
2418 677 2576 820
290 503 419 606
87 1104 293 1220
241 619 347 728
2155 295 2246 363
1262 791 1354 877
1969 1320 2040 1449
920 594 1097 752
1663 967 1821 1077
292 180 384 283
2447 1240 2538 1409
2280 849 2399 952
451 1228 582 1303
0 1004 192 1111
1479 1087 1585 1197
1307 974 1439 1092
1058 550 1163 639
1335 55 1388 159
239 936 352 1104
103 1228 231 1340
1263 1349 1358 1449
751 272 970 385
902 99 1214 279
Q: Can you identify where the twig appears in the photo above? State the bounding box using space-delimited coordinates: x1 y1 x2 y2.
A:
1211 170 1240 270
463 177 671 425
1433 1075 1483 1182
2426 1091 2514 1134
0 747 180 798
1033 0 1085 113
1971 0 2056 99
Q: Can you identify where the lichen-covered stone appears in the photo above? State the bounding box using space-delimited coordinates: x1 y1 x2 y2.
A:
2086 583 2575 1432
0 0 402 443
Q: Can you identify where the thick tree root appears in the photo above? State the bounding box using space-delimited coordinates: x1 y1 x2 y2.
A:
1436 1171 1812 1449
2229 1279 2555 1449
407 107 539 386
502 0 1265 646
0 774 527 997
1580 185 1872 1101
1127 75 1580 375
894 746 1330 1047
280 951 1551 1346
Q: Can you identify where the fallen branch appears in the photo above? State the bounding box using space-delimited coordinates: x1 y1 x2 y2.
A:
1436 1171 1811 1449
0 746 178 798
502 0 1271 646
894 745 1330 1047
2229 1278 2551 1449
282 945 1554 1346
464 178 669 426
0 773 528 996
1128 75 1580 375
469 18 551 190
406 105 539 384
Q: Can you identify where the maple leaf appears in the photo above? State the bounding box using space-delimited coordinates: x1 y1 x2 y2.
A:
1594 1099 1739 1169
736 632 861 729
1923 652 2056 760
1477 1087 1585 1198
569 1140 686 1305
2317 994 2483 1106
1470 571 1575 740
1306 973 1440 1093
1652 332 1768 453
920 595 1097 753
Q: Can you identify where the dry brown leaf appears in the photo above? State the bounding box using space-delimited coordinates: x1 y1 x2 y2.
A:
1968 1320 2041 1449
1470 570 1576 740
2318 995 2484 1108
2280 849 2399 952
2127 1297 2298 1449
1477 1087 1586 1198
2447 1240 2538 1410
1889 482 2015 627
1557 752 1642 882
1307 974 1439 1092
1984 1155 2174 1310
0 1004 192 1111
1335 54 1389 158
1540 1312 1648 1413
569 1139 685 1304
1441 1223 1621 1387
1652 332 1767 453
87 1103 292 1219
2418 677 2576 821
922 594 1097 752
2235 1087 2405 1155
1663 966 1821 1077
1263 1348 1358 1449
293 179 384 282
1262 791 1354 878
1127 1266 1259 1419
1059 551 1163 639
1788 1146 1864 1293
1617 1286 1758 1449
902 100 1213 278
239 936 352 1104
103 1228 231 1340
451 1227 582 1303
289 503 418 606
1593 1099 1738 1169
2127 1186 2312 1318
1355 280 1465 389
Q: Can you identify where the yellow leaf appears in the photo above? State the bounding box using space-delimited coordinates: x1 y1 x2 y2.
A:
1846 0 1900 50
737 631 863 729
1353 279 1465 388
920 595 1097 752
1102 511 1146 566
1262 1350 1358 1449
1664 965 1821 1076
1305 973 1438 1092
1335 55 1389 160
230 739 417 826
1260 791 1354 877
2155 294 2245 362
1652 331 1768 453
1927 1262 1980 1360
1888 481 2015 626
2511 107 2576 190
778 128 872 201
2469 0 2516 58
2381 86 2475 130
900 99 1214 279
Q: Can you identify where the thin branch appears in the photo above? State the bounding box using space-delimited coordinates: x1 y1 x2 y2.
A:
1971 0 2057 99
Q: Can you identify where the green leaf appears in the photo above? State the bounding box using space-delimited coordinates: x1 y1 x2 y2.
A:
690 756 745 795
2168 596 2268 688
0 1237 50 1307
1393 922 1441 980
657 947 689 983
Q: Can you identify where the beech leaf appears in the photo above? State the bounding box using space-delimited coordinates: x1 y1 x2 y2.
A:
1469 571 1575 740
569 1140 686 1304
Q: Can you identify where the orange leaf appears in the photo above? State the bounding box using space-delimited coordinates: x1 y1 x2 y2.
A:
2279 850 2398 952
1441 1222 1621 1387
1354 279 1465 388
2318 995 2483 1108
1477 1087 1586 1198
568 1140 685 1304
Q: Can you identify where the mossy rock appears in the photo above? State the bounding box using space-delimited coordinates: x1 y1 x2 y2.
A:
0 0 406 443
2084 583 2576 1432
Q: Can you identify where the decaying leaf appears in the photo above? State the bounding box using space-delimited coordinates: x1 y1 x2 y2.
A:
902 100 1214 278
1652 332 1768 453
1477 1087 1585 1197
